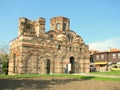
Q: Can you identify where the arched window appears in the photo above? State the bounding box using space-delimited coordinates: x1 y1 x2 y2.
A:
69 46 72 51
67 34 73 42
68 34 71 41
58 45 61 50
80 48 82 52
56 23 60 30
51 24 54 30
63 23 66 31
13 54 16 73
71 36 73 41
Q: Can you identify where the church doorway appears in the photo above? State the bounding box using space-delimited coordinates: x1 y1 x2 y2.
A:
70 57 75 73
46 60 50 74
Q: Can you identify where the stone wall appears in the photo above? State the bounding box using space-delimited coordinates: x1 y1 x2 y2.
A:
8 16 90 75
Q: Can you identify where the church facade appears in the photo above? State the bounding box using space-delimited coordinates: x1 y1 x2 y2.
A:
8 16 90 75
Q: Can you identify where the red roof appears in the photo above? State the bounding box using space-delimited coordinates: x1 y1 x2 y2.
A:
109 48 120 52
91 48 120 55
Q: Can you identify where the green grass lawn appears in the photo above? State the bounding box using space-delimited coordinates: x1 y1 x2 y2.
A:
91 71 120 76
0 74 120 82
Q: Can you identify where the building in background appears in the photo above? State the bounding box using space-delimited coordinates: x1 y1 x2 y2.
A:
90 48 120 72
8 16 90 75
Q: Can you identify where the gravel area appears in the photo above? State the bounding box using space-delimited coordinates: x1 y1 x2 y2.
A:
0 77 120 90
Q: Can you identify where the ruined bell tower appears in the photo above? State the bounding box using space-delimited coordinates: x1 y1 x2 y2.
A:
50 16 70 32
18 17 45 37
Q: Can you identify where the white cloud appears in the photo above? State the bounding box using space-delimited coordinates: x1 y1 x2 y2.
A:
88 37 120 51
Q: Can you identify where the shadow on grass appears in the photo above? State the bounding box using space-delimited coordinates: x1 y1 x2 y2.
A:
80 76 96 80
0 76 96 90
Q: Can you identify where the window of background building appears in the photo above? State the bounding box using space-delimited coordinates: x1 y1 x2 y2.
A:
118 53 120 58
0 64 2 68
101 54 104 59
113 53 116 59
96 55 99 60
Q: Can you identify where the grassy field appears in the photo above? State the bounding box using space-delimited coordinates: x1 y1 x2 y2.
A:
0 73 120 82
91 71 120 76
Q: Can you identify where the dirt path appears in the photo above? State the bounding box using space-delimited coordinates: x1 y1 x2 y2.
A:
0 77 120 90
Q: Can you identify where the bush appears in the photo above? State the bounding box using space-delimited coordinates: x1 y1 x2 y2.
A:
1 54 9 75
2 62 8 75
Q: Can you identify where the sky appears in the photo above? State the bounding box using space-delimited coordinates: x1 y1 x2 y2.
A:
0 0 120 51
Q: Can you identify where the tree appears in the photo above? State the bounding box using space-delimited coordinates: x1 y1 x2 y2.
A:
0 41 9 54
1 54 9 74
0 41 9 74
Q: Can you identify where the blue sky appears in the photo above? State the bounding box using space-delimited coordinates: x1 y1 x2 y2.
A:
0 0 120 51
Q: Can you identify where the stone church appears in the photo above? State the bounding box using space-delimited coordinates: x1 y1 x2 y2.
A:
8 16 90 75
